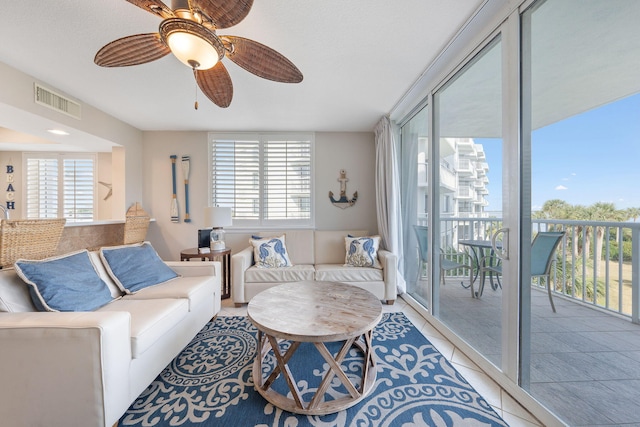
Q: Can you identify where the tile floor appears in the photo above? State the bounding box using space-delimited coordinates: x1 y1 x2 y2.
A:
219 296 543 427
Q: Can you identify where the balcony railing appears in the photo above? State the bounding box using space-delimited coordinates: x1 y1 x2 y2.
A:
434 217 640 323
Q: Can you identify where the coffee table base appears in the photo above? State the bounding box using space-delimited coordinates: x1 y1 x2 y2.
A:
253 330 377 415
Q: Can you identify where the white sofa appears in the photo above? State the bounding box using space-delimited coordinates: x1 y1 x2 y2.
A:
0 251 221 427
232 230 397 305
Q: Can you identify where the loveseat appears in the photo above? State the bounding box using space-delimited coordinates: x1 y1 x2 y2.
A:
0 243 221 427
231 230 397 306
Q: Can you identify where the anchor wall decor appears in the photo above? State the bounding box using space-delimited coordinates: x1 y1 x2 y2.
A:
329 169 358 209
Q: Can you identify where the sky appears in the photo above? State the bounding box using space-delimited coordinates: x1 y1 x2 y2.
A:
479 92 640 212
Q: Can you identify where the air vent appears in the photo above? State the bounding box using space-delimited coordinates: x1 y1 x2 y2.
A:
34 83 81 120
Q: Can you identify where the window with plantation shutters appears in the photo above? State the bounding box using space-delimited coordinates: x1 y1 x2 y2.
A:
210 133 314 227
24 153 96 223
26 158 58 219
63 158 94 222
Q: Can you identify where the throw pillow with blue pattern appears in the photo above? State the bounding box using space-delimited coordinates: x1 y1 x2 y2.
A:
344 235 382 268
250 235 293 268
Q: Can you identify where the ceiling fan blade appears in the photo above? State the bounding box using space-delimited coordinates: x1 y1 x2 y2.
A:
223 36 303 83
191 0 253 29
195 62 233 108
126 0 175 19
95 33 171 67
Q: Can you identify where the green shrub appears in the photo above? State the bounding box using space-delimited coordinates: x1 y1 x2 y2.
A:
610 241 632 262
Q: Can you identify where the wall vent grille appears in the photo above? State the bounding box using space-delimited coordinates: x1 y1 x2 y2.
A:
34 83 82 120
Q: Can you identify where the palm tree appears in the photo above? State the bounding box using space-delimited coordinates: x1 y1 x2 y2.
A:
586 202 619 265
626 207 640 222
539 199 571 221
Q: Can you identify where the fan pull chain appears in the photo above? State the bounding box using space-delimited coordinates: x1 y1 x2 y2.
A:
192 69 199 110
194 80 199 110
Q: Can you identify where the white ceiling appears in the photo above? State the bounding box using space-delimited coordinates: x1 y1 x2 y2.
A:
0 0 485 143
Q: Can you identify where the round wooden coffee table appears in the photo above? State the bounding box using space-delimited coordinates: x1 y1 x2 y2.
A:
247 281 383 415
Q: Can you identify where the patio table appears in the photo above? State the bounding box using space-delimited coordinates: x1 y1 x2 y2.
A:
458 239 502 298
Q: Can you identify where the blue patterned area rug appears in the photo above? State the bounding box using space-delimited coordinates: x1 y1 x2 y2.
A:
120 313 508 426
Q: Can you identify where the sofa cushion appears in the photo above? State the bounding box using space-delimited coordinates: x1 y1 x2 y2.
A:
14 250 114 312
250 235 293 268
0 268 38 312
314 230 368 265
100 242 179 294
245 264 315 283
123 275 214 311
344 235 382 268
98 298 188 358
315 264 384 282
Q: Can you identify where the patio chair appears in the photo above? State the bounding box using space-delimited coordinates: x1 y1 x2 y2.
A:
479 231 565 312
414 225 471 287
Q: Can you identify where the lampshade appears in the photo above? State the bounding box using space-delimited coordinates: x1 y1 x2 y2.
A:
204 206 232 228
159 18 224 70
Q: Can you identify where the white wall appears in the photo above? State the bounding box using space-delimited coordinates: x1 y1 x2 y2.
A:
314 132 377 231
143 131 378 260
0 62 144 217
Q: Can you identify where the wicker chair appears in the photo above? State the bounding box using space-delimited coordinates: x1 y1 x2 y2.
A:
123 202 150 245
0 218 66 267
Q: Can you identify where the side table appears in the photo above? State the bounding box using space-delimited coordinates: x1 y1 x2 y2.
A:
180 247 231 299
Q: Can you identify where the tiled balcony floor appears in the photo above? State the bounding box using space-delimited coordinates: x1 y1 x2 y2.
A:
220 294 543 427
435 279 640 426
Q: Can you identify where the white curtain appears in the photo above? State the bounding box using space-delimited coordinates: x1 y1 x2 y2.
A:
374 116 406 294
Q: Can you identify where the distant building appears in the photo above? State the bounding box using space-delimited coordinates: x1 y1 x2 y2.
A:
417 137 490 221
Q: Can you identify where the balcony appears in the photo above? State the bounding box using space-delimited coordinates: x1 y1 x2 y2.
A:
413 217 640 425
439 163 457 190
457 186 476 199
456 158 475 176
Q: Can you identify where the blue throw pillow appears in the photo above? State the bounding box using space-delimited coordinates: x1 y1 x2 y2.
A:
100 242 178 294
15 250 114 312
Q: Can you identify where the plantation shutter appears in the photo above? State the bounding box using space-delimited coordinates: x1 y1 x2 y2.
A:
24 154 96 222
26 158 58 219
210 133 314 227
211 139 260 220
263 139 311 220
63 158 94 222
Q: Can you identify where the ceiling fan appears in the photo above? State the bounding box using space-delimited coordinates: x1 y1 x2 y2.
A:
94 0 303 108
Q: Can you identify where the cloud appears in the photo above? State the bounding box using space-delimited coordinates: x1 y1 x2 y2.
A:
555 185 568 191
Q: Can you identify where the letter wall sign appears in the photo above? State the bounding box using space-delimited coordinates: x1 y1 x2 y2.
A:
6 164 15 211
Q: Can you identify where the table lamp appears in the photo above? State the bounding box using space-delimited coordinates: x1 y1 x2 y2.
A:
204 206 232 250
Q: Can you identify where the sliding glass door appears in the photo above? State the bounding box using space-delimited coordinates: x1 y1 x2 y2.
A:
399 0 640 424
433 37 506 367
401 104 430 308
521 0 640 424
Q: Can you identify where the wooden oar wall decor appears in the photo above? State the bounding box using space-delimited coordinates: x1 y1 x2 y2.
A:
170 155 179 223
181 156 191 222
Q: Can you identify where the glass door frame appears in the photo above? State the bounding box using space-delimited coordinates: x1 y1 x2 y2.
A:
394 2 568 424
426 22 522 381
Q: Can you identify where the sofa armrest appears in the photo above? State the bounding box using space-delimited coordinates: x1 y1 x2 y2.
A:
378 249 398 301
231 246 254 304
165 260 219 277
0 311 132 427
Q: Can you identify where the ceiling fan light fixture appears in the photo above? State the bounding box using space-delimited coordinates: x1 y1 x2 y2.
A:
160 18 224 70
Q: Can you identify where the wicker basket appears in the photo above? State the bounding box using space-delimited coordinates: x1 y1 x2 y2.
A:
123 202 150 245
0 218 66 267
